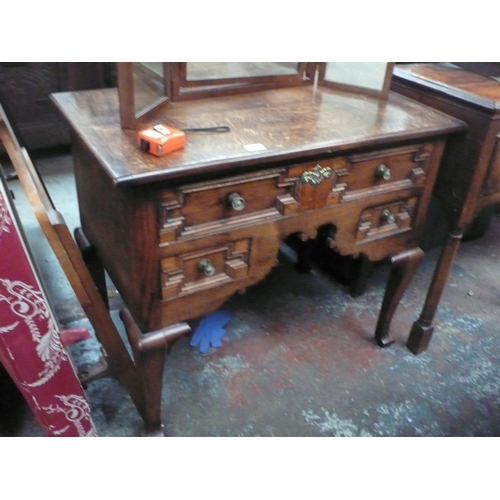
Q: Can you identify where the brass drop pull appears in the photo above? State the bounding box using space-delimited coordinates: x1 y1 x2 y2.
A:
227 192 246 211
198 258 216 277
376 164 392 181
380 209 396 224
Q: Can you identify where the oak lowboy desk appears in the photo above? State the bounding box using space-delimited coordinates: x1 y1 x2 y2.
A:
52 85 463 434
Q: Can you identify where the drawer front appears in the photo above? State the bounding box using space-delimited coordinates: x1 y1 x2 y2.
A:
159 169 292 244
481 134 500 197
161 238 251 301
158 142 433 244
338 143 432 201
356 197 418 244
286 143 431 211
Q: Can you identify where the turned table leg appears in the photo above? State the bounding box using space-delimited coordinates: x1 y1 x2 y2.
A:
74 227 192 435
120 309 191 437
407 231 463 355
375 248 424 347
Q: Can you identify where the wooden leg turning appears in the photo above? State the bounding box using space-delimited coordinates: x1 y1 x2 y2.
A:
407 231 463 355
120 309 191 437
375 248 424 348
73 227 192 436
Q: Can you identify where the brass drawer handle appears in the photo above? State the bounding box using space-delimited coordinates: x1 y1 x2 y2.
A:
300 165 332 186
198 258 216 277
376 164 392 181
227 192 246 211
381 209 396 224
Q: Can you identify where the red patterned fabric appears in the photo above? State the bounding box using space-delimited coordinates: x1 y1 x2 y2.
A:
0 179 97 437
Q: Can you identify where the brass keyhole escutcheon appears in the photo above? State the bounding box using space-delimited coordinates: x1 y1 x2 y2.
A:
198 258 216 277
381 209 396 224
376 164 392 181
227 192 246 211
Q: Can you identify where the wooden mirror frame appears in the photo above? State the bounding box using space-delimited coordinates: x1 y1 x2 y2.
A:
117 62 171 129
317 62 395 99
116 62 395 129
169 62 314 101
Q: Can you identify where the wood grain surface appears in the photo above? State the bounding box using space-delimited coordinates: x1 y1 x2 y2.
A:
52 86 463 187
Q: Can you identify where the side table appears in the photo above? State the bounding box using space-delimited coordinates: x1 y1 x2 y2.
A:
392 63 500 353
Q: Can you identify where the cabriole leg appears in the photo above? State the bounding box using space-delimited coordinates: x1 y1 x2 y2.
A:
120 309 191 436
375 248 424 347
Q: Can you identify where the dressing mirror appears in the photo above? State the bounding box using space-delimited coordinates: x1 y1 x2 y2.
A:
117 62 170 129
117 62 395 129
169 62 312 101
317 62 395 98
186 62 302 80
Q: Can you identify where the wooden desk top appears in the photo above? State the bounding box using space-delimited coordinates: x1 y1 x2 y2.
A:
51 86 463 187
394 64 500 111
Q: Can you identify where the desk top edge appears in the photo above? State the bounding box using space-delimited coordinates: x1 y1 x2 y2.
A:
51 86 465 188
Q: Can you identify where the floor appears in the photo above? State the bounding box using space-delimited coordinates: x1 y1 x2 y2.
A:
2 149 500 437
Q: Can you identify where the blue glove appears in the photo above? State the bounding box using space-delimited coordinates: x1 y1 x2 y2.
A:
190 310 231 353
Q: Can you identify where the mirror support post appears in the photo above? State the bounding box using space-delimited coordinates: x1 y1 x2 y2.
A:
117 63 137 129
